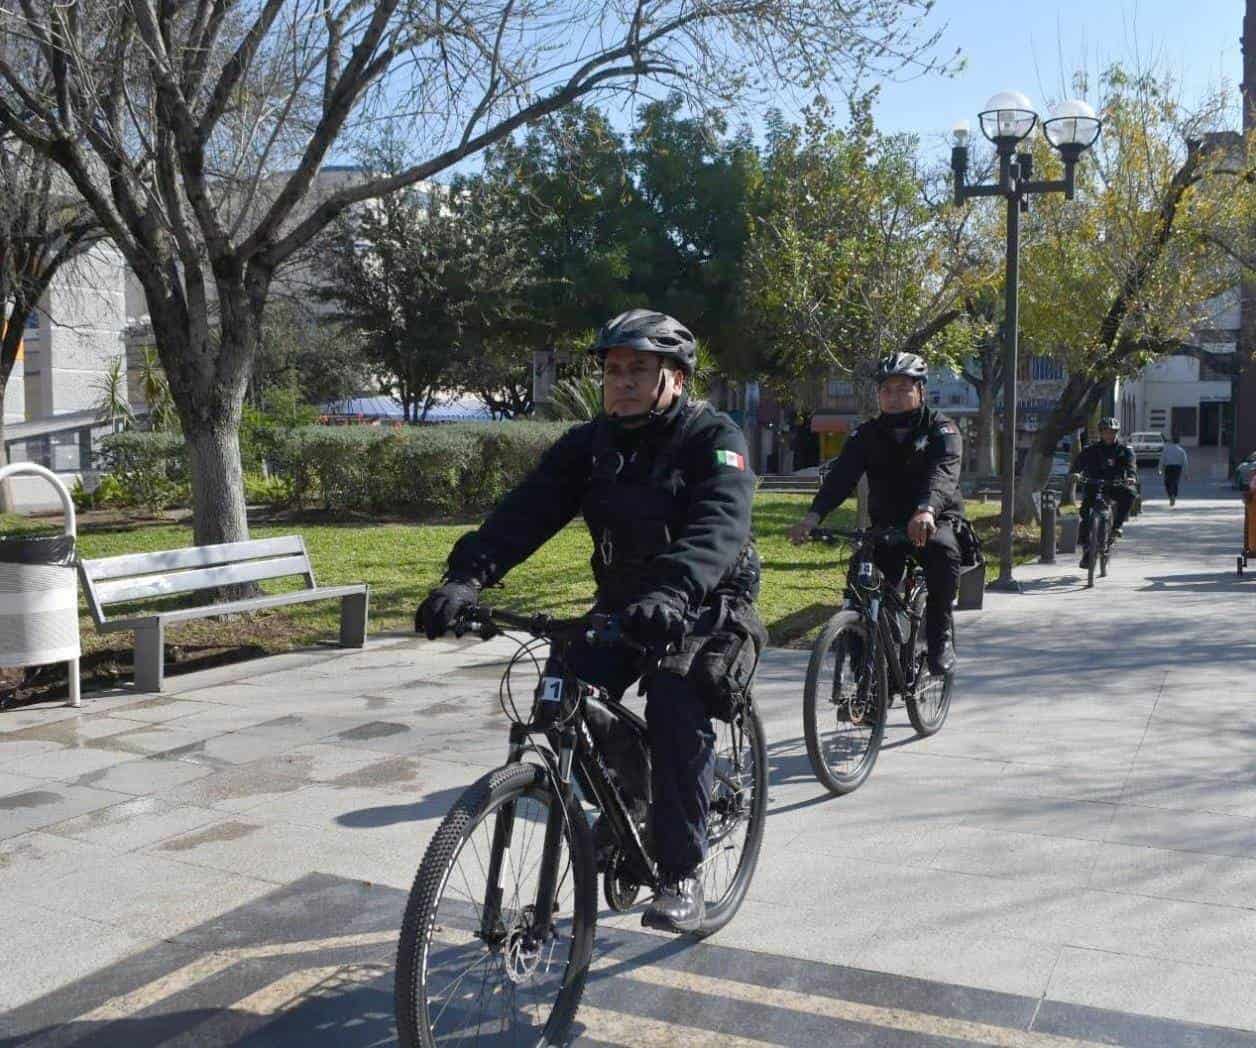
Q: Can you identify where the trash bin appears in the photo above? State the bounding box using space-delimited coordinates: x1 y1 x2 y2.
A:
0 464 80 706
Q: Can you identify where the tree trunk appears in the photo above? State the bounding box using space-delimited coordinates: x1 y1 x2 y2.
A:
1013 373 1106 524
144 282 254 549
975 384 997 476
1015 439 1051 525
186 423 249 546
0 413 11 516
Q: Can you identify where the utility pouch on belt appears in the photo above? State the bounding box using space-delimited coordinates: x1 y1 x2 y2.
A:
659 594 768 722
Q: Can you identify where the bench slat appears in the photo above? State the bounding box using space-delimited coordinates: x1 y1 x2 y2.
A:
94 554 312 607
97 583 369 631
81 537 306 583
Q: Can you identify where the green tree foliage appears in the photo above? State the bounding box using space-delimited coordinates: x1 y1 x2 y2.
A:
1012 64 1253 519
740 97 986 405
252 301 367 409
319 178 539 421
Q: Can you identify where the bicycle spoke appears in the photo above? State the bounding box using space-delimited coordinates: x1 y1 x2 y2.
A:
416 785 580 1046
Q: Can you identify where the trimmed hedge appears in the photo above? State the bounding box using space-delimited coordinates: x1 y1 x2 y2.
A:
276 421 575 515
84 422 575 517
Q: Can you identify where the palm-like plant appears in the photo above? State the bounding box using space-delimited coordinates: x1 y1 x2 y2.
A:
91 355 134 433
538 372 603 421
138 348 179 432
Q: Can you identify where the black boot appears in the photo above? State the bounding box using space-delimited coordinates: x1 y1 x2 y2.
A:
642 875 704 933
925 612 956 677
1079 549 1090 570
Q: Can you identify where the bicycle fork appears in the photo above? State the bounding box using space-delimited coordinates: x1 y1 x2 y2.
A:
478 726 576 951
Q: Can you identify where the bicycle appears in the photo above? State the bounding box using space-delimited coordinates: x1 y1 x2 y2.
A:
394 606 768 1048
802 527 954 796
1079 477 1118 588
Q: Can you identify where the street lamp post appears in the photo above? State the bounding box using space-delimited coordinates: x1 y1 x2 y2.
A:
952 92 1101 590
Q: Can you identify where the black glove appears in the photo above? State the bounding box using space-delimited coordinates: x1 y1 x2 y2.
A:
622 590 689 648
416 579 480 640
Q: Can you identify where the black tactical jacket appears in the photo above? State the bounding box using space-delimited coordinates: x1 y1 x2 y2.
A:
1073 441 1137 486
445 399 757 612
809 405 964 526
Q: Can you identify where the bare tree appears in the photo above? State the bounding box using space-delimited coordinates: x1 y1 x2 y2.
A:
0 131 100 510
0 0 950 545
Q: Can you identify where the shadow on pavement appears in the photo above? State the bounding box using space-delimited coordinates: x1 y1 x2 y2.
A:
335 786 465 827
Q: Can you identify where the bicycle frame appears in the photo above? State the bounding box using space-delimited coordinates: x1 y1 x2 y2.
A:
474 617 659 949
841 537 926 697
1081 481 1114 541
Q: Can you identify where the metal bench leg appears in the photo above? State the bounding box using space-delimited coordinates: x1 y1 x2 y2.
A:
339 590 369 647
134 622 165 693
67 658 81 708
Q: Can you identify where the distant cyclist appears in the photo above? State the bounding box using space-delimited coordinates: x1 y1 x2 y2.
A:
1073 418 1136 570
788 352 963 676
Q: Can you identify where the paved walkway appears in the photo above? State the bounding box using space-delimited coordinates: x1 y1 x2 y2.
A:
1 467 1255 1046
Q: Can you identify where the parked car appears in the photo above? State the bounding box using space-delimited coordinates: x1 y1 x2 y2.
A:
1129 431 1166 467
1235 452 1256 491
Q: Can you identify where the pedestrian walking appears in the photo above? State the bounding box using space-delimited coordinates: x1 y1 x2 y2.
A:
1158 435 1188 506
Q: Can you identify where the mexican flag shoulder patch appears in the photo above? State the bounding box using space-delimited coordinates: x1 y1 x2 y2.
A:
714 449 746 470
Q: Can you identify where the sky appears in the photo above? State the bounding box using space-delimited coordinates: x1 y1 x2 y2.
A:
857 0 1241 149
410 0 1244 177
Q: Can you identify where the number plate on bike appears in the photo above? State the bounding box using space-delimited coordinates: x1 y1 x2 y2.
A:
539 676 564 703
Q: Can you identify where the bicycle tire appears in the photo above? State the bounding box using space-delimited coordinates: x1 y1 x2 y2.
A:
696 703 768 937
804 611 887 795
904 587 953 737
1087 514 1100 588
1098 515 1109 578
395 762 596 1048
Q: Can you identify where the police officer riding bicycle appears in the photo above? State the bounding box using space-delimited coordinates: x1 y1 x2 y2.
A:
417 308 760 934
1073 417 1137 570
788 352 965 677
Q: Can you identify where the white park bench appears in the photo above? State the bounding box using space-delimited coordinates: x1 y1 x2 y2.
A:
79 535 369 693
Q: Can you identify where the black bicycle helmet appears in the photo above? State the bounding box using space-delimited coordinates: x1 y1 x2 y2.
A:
589 309 697 375
875 351 929 385
1099 416 1120 432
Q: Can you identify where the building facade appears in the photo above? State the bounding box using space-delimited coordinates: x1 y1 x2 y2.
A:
1118 288 1237 447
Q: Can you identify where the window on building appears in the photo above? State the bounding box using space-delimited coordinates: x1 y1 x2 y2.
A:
826 379 853 398
1199 357 1232 383
1016 356 1065 382
1171 405 1197 438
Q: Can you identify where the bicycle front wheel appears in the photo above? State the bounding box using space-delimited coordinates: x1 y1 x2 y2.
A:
395 762 596 1048
697 702 768 936
804 611 887 795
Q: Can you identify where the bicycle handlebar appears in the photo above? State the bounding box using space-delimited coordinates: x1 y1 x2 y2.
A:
809 525 911 547
1076 476 1135 491
461 605 647 653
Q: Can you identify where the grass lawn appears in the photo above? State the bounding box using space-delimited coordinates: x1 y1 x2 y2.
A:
0 494 1039 697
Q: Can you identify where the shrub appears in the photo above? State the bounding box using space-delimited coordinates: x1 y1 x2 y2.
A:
96 432 188 510
277 421 574 516
241 392 320 473
244 472 294 506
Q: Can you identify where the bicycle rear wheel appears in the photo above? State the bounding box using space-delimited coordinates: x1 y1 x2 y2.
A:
395 762 596 1048
697 703 768 936
1087 515 1100 588
904 589 953 737
804 611 887 795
